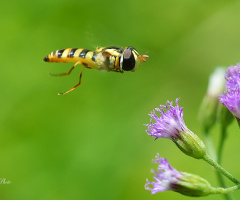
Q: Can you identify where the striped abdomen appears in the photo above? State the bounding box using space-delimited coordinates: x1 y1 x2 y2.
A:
43 48 97 64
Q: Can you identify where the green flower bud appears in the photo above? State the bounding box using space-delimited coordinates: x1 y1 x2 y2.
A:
199 68 226 132
199 95 219 132
174 172 218 197
172 130 206 159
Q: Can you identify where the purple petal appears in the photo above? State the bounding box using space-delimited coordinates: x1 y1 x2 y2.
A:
145 154 182 194
145 98 189 140
219 63 240 119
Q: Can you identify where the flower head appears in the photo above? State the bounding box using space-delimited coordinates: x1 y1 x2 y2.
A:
219 64 240 123
145 154 182 194
145 99 206 159
219 90 240 120
225 64 240 90
146 154 219 197
146 98 188 139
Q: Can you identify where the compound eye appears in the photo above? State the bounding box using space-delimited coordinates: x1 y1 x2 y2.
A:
122 49 135 71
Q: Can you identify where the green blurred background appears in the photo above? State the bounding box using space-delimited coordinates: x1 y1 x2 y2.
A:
1 0 240 199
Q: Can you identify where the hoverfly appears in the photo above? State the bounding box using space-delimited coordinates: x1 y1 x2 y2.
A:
43 46 149 95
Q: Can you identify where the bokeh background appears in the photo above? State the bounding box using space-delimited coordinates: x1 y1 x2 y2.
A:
1 0 240 199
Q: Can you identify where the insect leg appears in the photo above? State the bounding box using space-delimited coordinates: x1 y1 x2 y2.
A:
50 61 81 76
57 64 100 95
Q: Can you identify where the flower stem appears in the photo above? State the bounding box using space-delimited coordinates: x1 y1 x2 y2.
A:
218 126 227 164
213 184 240 194
204 130 216 161
203 153 240 185
216 126 227 188
204 130 234 200
216 126 235 200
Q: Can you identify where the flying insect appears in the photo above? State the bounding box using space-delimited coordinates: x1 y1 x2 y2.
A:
43 46 149 95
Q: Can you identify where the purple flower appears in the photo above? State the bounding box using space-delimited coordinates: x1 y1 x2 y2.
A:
145 155 217 197
219 64 240 121
145 98 188 139
145 99 206 159
219 90 240 120
225 64 240 90
145 154 182 194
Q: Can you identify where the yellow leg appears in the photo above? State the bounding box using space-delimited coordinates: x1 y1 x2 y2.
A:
50 61 81 76
57 63 100 95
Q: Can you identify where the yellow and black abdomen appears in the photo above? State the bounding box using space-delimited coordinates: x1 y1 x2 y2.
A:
43 48 97 65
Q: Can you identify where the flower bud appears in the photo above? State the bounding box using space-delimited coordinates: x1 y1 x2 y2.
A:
173 172 217 197
199 68 226 132
172 130 206 159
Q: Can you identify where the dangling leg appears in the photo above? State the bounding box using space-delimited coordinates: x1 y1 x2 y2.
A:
50 61 81 76
58 63 100 95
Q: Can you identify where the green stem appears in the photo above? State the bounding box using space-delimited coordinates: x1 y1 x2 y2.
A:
203 153 240 185
213 184 240 194
218 126 227 164
217 179 235 200
216 126 227 187
216 126 234 200
204 130 234 200
204 130 216 161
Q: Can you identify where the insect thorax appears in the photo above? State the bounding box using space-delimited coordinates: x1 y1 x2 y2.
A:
95 48 122 71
